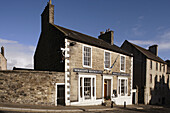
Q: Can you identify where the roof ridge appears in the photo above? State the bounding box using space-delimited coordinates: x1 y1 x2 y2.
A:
54 24 98 40
126 40 166 63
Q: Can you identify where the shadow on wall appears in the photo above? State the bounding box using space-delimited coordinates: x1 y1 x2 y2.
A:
150 75 170 105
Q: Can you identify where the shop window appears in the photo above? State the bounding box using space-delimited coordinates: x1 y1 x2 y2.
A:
84 78 91 99
118 78 128 96
80 77 82 98
79 76 96 100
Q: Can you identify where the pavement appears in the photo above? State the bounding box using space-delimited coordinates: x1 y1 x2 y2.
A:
0 103 116 112
0 103 170 113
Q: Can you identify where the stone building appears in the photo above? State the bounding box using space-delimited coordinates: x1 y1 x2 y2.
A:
34 1 133 106
0 46 7 70
121 40 169 105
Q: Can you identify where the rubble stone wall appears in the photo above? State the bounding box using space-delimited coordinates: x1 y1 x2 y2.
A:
0 70 64 106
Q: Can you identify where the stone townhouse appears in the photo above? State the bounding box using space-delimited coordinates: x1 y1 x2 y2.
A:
34 1 133 106
0 46 7 70
121 40 169 105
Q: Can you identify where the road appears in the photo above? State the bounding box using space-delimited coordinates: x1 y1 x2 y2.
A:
0 105 169 113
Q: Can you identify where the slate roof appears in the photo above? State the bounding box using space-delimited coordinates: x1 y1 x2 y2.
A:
53 24 132 56
126 40 166 64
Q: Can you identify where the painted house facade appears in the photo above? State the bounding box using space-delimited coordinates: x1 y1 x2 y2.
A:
34 1 133 106
121 40 169 105
0 46 7 70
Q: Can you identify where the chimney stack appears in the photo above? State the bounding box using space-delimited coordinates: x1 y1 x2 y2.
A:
149 45 158 56
98 29 114 45
1 46 4 56
41 0 54 31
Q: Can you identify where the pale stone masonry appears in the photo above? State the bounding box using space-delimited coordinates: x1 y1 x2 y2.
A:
121 40 170 105
34 1 134 106
0 46 7 70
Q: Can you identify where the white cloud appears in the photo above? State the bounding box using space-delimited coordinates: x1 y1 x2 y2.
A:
160 31 170 39
129 40 156 46
0 38 35 70
128 30 170 51
0 38 17 44
138 16 144 20
131 24 145 36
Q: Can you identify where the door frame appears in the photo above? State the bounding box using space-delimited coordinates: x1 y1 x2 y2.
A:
55 83 65 106
102 75 113 101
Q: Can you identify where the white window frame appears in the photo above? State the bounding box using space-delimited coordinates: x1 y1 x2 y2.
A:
55 83 65 106
78 74 96 102
117 77 128 97
120 55 126 72
104 50 111 70
82 45 92 68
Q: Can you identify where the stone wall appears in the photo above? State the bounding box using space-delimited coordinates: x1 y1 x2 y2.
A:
0 54 7 70
67 39 132 102
0 70 64 106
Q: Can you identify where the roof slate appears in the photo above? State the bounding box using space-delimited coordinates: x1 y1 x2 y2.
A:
127 40 166 64
53 24 132 56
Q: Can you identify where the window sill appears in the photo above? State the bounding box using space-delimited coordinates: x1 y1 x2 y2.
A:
83 65 92 68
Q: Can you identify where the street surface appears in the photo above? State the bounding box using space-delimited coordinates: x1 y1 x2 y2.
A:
0 105 170 113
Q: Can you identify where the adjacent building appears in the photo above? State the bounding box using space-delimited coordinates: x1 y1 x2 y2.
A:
121 40 169 105
34 1 133 106
0 46 7 70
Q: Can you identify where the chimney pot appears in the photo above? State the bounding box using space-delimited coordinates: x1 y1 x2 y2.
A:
100 32 105 35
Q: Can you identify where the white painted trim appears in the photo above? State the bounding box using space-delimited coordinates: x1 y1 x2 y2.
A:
117 76 128 97
102 75 113 101
82 44 92 68
64 39 70 106
55 83 65 106
78 74 96 103
120 54 126 72
104 50 111 70
131 57 133 96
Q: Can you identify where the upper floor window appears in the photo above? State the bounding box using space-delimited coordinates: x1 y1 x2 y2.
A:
156 62 158 71
163 65 165 72
83 46 92 68
150 60 152 69
150 74 152 84
120 55 125 72
104 51 110 69
160 63 161 72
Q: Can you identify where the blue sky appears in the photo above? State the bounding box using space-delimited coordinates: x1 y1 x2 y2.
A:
0 0 170 69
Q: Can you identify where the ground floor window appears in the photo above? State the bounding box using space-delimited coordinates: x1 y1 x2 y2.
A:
79 75 96 101
118 77 128 96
